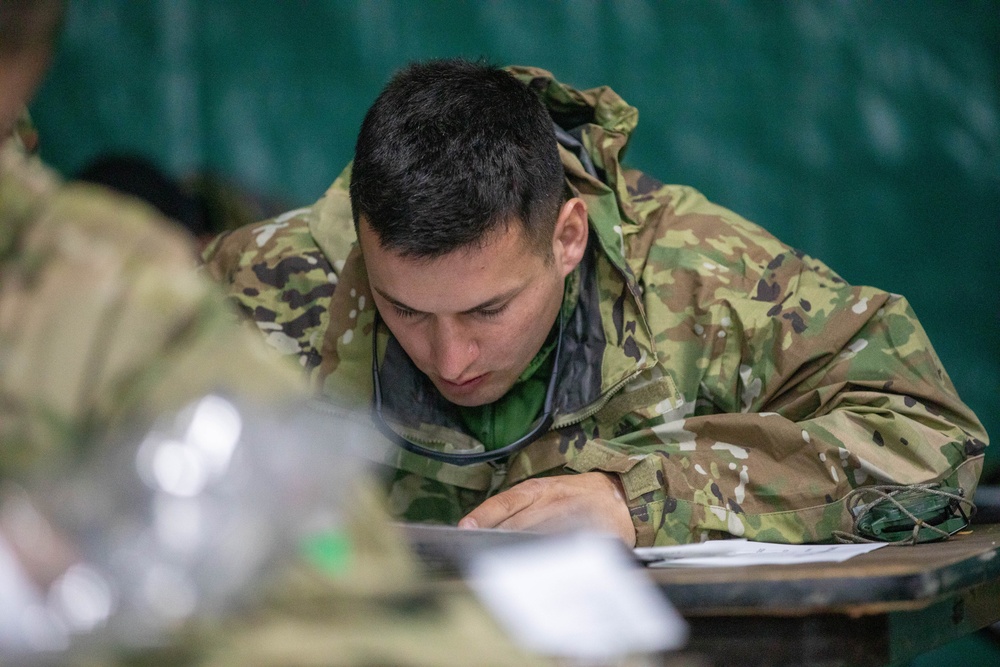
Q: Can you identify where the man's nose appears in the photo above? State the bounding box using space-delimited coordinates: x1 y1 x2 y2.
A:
432 319 478 381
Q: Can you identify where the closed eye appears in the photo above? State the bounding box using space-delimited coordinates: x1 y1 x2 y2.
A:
475 304 509 319
393 304 419 318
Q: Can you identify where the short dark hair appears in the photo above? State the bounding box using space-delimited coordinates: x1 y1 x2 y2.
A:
350 59 565 259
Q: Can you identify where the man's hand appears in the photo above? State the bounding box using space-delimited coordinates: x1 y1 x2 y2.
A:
457 472 637 547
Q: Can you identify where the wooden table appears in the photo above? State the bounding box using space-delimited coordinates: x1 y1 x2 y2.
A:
647 523 1000 666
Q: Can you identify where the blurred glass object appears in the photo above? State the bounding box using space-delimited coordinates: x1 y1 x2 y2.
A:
0 394 371 659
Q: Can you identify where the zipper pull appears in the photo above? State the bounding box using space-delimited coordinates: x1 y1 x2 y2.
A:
487 459 509 495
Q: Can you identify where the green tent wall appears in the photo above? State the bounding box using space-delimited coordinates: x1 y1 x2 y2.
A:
30 0 999 478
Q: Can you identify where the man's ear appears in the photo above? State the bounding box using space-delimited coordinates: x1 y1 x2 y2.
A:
552 197 589 278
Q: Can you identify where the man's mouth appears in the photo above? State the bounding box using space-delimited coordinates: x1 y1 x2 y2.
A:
440 373 487 392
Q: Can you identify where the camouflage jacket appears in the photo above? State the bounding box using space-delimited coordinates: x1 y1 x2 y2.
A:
203 66 988 547
0 136 304 476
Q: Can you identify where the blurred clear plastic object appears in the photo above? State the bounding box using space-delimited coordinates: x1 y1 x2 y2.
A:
0 394 370 659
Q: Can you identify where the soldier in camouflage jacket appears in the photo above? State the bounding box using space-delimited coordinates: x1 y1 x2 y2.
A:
204 61 988 547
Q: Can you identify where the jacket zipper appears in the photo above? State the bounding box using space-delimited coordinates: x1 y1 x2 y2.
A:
383 360 651 451
551 361 651 430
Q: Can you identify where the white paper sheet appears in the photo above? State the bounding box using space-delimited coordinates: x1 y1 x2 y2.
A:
467 532 688 659
634 539 886 568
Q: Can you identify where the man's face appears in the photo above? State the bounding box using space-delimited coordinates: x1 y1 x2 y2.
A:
360 213 582 407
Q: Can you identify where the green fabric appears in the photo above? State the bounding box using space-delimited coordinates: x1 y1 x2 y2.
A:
456 369 548 451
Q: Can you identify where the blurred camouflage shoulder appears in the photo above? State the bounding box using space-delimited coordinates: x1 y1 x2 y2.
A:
0 138 305 478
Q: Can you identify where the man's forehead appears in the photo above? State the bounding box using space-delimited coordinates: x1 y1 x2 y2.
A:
359 218 542 313
357 215 535 260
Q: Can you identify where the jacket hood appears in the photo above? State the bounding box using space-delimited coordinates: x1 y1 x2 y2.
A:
507 66 644 288
507 66 638 144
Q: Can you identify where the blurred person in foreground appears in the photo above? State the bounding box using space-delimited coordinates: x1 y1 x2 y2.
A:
0 0 302 475
0 4 537 664
205 59 989 547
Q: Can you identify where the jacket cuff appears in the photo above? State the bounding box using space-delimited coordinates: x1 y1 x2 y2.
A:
565 444 666 547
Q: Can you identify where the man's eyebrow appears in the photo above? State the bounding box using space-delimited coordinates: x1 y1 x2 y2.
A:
372 285 521 315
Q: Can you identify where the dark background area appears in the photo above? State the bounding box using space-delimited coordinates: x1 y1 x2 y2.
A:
29 1 999 480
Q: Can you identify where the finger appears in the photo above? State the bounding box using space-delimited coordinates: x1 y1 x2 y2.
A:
491 500 574 533
491 476 636 546
458 480 542 529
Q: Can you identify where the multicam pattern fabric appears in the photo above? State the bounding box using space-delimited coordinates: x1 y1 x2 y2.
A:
203 66 988 547
0 136 304 477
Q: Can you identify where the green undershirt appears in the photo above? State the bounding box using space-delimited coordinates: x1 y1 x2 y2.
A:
456 268 580 451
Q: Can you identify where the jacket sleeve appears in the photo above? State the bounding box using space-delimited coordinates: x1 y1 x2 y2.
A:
201 208 340 376
201 165 357 379
574 187 988 546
